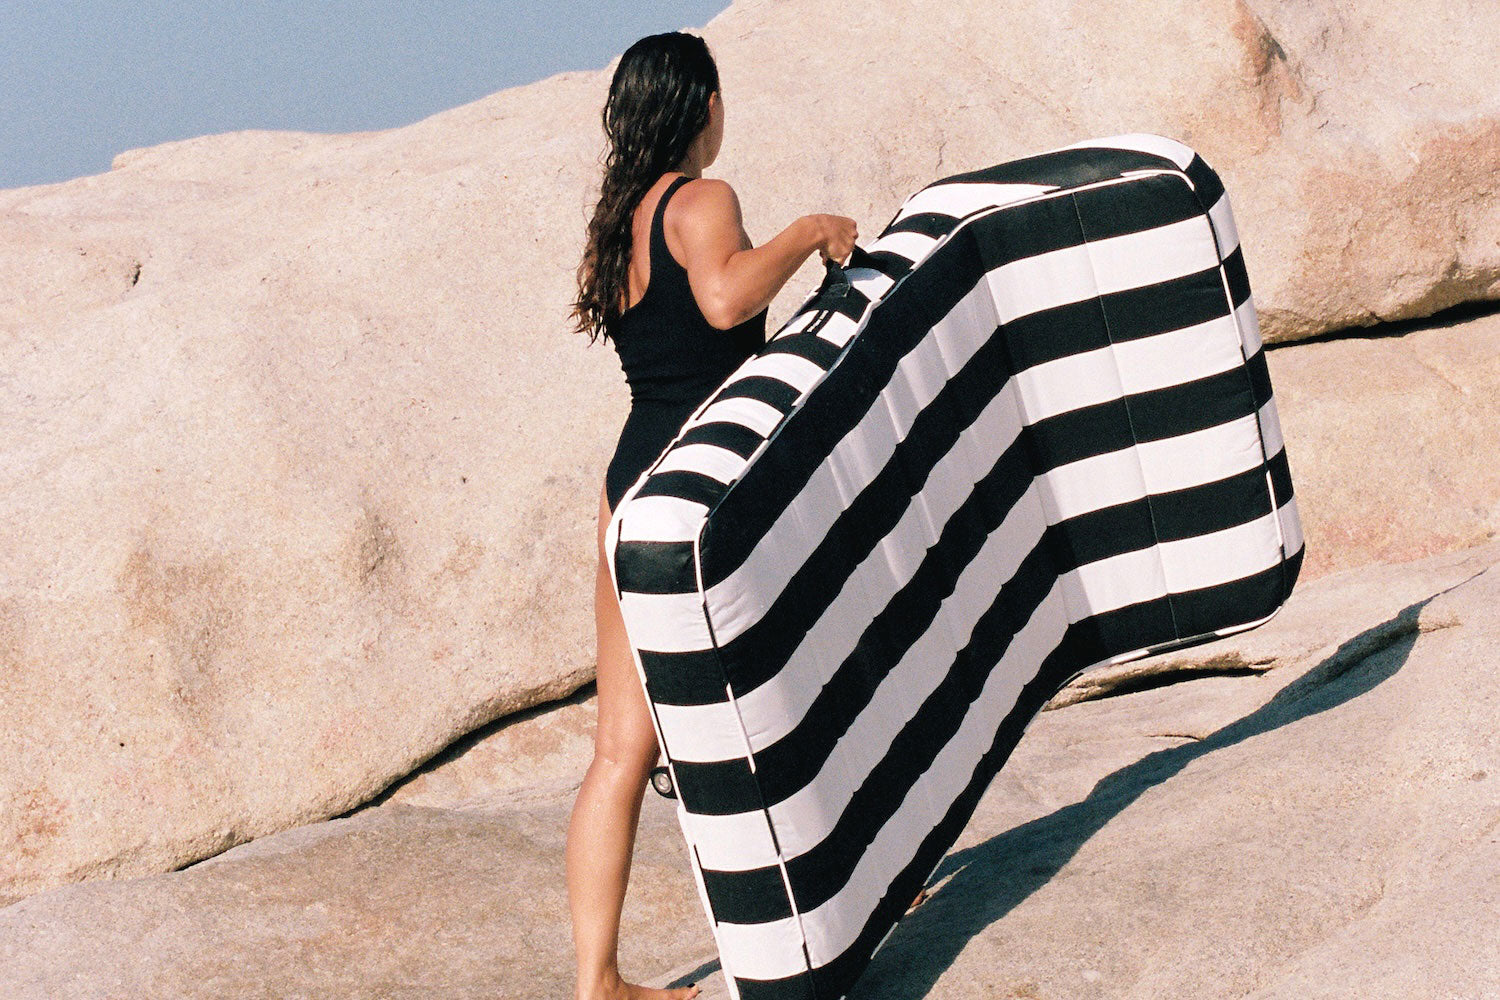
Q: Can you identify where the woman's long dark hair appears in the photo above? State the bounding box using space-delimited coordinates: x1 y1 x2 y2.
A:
572 32 720 343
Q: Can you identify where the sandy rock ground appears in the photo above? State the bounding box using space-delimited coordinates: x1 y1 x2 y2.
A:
3 539 1494 999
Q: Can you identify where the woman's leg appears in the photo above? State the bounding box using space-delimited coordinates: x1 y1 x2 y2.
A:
566 485 699 1000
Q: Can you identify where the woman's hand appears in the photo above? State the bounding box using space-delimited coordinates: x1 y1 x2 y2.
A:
803 214 859 265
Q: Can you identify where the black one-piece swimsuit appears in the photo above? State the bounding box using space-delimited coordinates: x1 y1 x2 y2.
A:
604 175 767 513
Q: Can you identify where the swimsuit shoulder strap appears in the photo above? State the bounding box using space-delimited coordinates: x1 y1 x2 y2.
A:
649 175 694 273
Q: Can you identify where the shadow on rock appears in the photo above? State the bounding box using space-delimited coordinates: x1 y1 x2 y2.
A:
851 597 1433 999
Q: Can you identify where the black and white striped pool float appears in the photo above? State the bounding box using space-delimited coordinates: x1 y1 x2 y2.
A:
604 132 1304 1000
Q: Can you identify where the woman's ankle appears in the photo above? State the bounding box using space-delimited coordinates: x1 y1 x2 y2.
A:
576 966 626 1000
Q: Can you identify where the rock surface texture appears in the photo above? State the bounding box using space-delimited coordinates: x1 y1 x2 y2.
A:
2 0 1498 902
2 541 1495 998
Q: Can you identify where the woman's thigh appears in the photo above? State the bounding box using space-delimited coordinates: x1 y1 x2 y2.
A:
592 483 661 769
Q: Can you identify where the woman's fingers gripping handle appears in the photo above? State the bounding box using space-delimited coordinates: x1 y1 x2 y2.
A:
809 214 859 266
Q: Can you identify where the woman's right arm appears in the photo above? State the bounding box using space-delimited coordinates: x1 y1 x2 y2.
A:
671 178 858 331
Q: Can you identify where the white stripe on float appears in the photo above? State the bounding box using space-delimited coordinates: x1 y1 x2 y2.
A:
816 313 862 348
737 352 829 393
614 495 709 543
770 309 821 341
653 443 748 485
987 215 1221 325
1277 494 1304 556
846 267 896 301
1037 413 1264 522
1159 509 1284 593
710 912 808 982
1254 394 1284 460
679 802 783 873
691 396 785 437
617 590 710 653
655 699 752 765
1013 311 1246 420
892 182 1056 226
1207 189 1241 258
1235 295 1261 356
1060 508 1285 618
1138 412 1265 495
866 229 938 265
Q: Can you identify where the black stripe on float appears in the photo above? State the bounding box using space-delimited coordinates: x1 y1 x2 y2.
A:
866 250 917 279
1082 593 1181 659
637 647 725 706
1026 399 1152 469
613 540 697 595
968 192 1092 264
1268 447 1294 506
1167 557 1287 641
1003 297 1111 367
1070 171 1202 242
1093 263 1233 345
998 265 1230 372
710 374 803 413
673 751 759 817
1049 462 1275 567
675 420 765 459
1184 153 1227 207
1046 498 1156 570
1244 345 1272 407
632 470 727 509
1281 545 1305 600
1149 463 1275 541
761 330 844 369
933 144 1176 192
1082 552 1301 664
1223 245 1251 306
885 211 957 238
700 863 792 925
983 362 1263 481
735 968 817 1000
1120 364 1262 441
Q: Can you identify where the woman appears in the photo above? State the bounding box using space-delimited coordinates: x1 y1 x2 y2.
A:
565 30 857 1000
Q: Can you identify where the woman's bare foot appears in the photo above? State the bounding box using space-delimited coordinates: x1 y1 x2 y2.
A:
578 971 701 1000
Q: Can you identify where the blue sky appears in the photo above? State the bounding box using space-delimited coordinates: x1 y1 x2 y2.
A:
1 1 732 189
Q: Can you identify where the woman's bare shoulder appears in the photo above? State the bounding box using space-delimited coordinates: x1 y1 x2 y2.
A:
666 177 745 241
675 175 737 203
